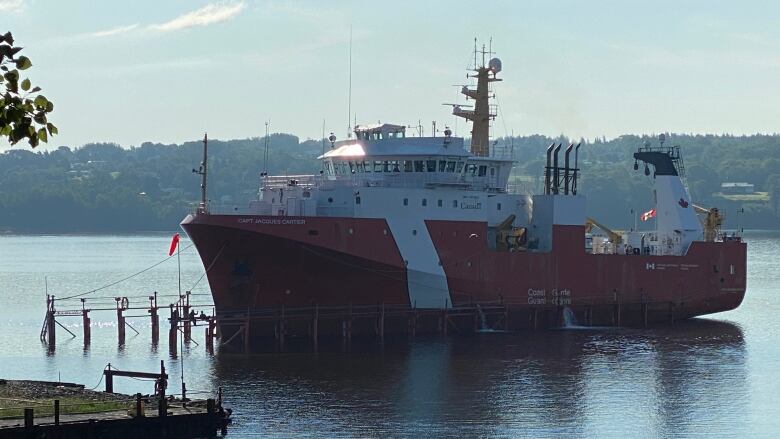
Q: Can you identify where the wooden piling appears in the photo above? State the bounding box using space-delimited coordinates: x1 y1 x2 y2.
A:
183 291 191 342
54 399 60 426
169 305 178 356
81 300 91 346
135 393 143 418
46 296 56 349
24 408 33 430
115 298 126 345
149 293 159 344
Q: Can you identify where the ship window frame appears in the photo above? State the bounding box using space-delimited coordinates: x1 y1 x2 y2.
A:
355 196 361 205
414 160 424 172
363 161 371 172
374 161 383 172
466 164 478 175
438 160 447 172
478 165 487 177
403 198 409 206
497 202 502 211
437 199 443 207
426 160 436 172
446 161 456 173
456 162 465 173
404 160 414 172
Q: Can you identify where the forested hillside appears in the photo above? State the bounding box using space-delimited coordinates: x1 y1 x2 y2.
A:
1 133 778 233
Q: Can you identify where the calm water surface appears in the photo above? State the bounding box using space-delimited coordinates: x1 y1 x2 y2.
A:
1 231 779 438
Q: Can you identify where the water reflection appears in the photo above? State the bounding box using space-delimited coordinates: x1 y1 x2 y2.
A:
208 319 745 437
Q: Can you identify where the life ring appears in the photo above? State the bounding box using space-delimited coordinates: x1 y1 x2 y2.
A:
120 297 129 310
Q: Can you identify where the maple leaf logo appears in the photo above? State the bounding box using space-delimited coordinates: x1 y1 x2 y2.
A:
678 198 689 208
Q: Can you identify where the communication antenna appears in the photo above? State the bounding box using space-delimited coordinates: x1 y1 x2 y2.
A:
347 26 353 138
262 121 270 177
321 119 326 172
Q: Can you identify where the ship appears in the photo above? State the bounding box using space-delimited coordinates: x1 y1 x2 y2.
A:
181 45 746 343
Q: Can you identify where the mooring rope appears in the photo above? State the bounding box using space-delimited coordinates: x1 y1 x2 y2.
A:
58 243 195 301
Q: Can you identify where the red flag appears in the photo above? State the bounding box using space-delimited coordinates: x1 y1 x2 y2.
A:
641 208 656 221
168 233 180 256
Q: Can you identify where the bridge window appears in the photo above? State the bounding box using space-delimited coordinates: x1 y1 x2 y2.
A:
446 161 456 173
356 196 361 205
426 160 436 172
356 161 365 172
391 161 400 172
466 164 478 175
497 203 502 211
348 161 355 173
457 162 465 173
415 160 424 172
437 199 443 207
404 160 413 172
403 198 408 206
422 198 427 207
490 167 496 176
374 161 383 172
478 165 487 177
438 160 447 172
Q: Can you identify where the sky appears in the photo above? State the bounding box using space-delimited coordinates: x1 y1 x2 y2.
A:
2 0 779 150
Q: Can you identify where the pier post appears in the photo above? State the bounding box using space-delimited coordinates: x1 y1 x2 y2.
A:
183 291 191 342
135 393 143 418
24 408 33 430
115 298 126 346
46 295 56 349
168 304 178 357
81 299 91 346
54 399 60 426
150 293 159 344
158 360 168 418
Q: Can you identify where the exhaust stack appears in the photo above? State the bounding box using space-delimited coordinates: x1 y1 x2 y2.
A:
552 143 562 194
564 144 574 195
544 143 554 194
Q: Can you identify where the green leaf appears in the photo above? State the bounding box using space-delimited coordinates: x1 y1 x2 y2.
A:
47 123 58 135
28 135 38 148
37 127 47 143
20 78 30 91
46 101 54 112
33 95 47 108
16 56 31 70
34 112 46 124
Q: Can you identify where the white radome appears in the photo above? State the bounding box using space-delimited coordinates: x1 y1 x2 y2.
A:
489 57 502 73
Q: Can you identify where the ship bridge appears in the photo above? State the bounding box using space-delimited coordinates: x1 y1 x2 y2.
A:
318 123 510 192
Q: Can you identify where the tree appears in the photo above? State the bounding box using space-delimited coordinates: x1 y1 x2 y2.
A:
0 31 57 148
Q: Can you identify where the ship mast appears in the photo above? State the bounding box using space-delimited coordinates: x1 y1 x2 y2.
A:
452 40 502 157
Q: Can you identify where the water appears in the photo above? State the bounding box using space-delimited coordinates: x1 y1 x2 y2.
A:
1 231 779 437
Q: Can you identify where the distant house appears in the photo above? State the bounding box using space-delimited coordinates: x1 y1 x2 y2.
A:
721 182 754 194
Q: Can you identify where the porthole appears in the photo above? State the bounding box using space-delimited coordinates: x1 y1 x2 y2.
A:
328 197 333 203
412 229 417 236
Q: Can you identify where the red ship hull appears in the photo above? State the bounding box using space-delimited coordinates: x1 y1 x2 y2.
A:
182 213 745 335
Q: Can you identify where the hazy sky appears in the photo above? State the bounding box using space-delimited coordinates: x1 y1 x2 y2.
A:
2 0 779 150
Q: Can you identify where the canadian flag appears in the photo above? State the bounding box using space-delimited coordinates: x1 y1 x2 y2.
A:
168 233 180 256
641 208 656 222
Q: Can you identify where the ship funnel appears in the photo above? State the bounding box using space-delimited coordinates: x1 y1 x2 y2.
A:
552 143 562 194
564 143 574 195
544 143 554 194
573 143 581 195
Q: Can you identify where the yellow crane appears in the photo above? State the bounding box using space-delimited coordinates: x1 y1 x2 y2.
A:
693 204 723 242
585 217 623 245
